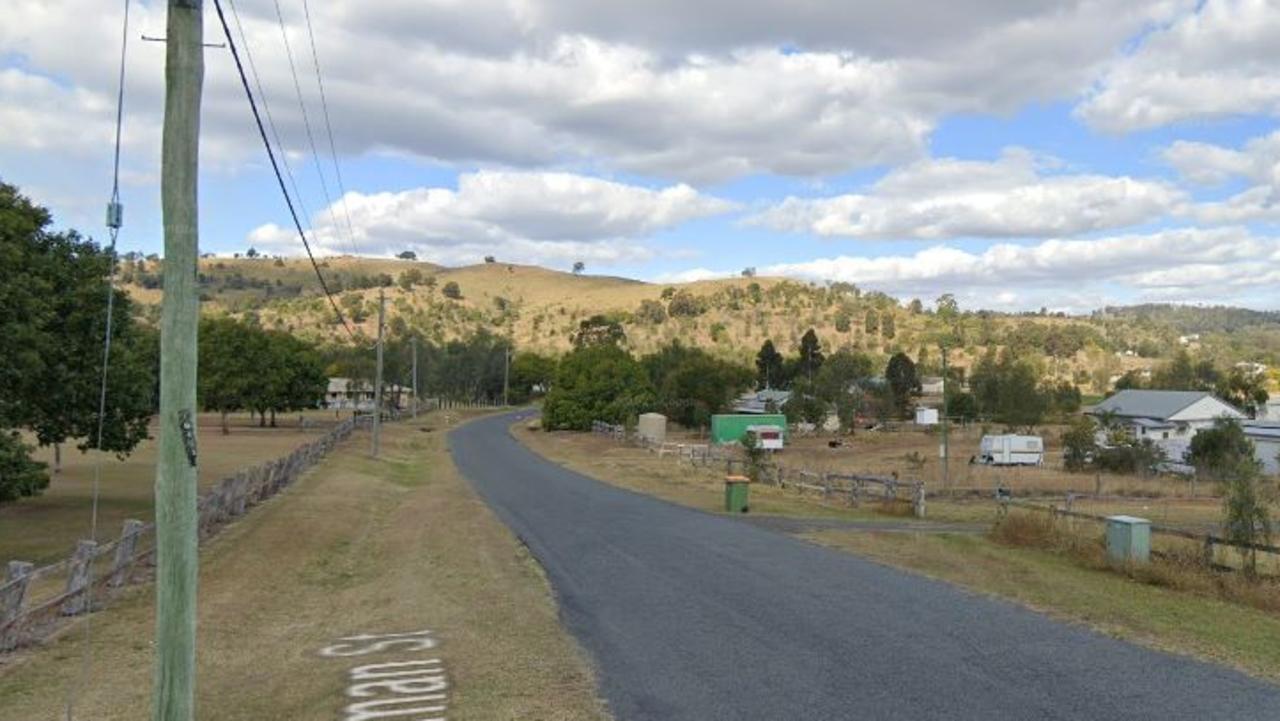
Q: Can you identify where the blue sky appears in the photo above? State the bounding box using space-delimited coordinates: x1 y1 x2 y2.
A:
2 0 1278 312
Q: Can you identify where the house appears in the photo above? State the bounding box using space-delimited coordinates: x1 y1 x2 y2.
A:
1260 394 1280 422
733 388 792 414
1087 390 1245 444
325 377 410 411
919 376 945 395
326 377 373 410
1243 422 1280 476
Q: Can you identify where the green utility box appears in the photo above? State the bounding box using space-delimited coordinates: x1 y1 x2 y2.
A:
711 414 786 445
1106 515 1151 564
724 475 751 513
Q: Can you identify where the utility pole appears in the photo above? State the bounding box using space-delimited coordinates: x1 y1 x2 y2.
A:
502 344 510 407
154 1 202 719
411 336 418 419
372 289 385 457
941 344 950 492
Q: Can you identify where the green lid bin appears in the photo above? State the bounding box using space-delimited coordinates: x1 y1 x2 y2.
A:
725 475 750 513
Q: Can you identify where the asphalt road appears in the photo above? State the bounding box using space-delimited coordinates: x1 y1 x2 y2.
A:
450 413 1280 720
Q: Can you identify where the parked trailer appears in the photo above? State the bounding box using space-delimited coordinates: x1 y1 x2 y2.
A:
746 425 784 451
977 435 1043 466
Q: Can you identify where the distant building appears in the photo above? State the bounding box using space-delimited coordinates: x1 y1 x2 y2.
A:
733 389 792 414
1087 389 1245 444
919 376 945 395
1243 422 1280 476
325 377 409 411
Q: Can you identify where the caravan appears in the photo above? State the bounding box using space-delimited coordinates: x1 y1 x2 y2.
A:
977 435 1044 466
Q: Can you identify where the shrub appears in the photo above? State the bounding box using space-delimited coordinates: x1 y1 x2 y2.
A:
0 431 49 503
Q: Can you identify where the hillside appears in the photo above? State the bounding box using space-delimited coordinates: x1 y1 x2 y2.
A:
118 255 1280 391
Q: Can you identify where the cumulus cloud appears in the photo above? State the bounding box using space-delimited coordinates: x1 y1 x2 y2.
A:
1078 0 1280 131
1164 131 1280 223
757 227 1280 310
749 149 1184 239
247 170 734 265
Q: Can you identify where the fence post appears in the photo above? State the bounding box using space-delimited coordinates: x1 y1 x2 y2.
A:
110 520 146 588
61 540 98 616
913 483 926 519
822 473 832 500
850 478 861 507
1202 537 1215 568
1 561 34 645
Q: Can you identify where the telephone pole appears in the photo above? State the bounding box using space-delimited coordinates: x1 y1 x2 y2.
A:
502 344 510 407
372 289 385 457
941 345 950 492
411 336 418 419
154 1 202 719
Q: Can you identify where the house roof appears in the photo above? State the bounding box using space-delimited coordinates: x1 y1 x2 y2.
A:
1089 390 1240 422
733 389 792 414
1244 422 1280 441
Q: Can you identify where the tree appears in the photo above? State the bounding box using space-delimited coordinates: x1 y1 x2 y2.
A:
1061 416 1097 472
397 250 417 260
543 345 655 430
755 340 785 389
572 261 586 275
1216 368 1269 418
0 431 48 503
815 350 874 432
1186 417 1259 482
199 317 257 434
441 281 462 299
1221 460 1273 578
741 267 756 277
864 310 879 335
398 268 424 290
885 352 919 418
667 290 705 317
572 315 626 348
881 312 896 339
509 352 557 404
246 247 259 258
796 328 824 381
636 299 667 324
644 343 752 428
0 182 155 489
484 255 496 263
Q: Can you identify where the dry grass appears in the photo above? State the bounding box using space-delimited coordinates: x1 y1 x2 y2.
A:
990 508 1280 617
0 412 610 721
1 411 355 566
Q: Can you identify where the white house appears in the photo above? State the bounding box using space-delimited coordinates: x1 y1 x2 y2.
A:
1243 422 1280 476
919 376 946 395
1087 390 1245 444
325 377 409 411
733 388 792 414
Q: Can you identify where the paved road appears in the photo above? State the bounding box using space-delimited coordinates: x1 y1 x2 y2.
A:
451 413 1280 720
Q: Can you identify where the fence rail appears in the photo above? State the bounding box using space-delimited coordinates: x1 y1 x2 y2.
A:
590 421 928 517
1 414 376 653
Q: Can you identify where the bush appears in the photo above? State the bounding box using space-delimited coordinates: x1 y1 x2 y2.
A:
0 431 49 503
441 281 462 299
543 345 655 430
667 290 705 317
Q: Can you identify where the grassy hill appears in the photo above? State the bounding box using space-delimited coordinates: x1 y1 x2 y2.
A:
118 255 1280 392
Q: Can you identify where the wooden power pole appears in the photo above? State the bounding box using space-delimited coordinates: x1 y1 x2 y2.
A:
154 1 203 719
411 336 418 419
940 345 950 492
372 289 385 457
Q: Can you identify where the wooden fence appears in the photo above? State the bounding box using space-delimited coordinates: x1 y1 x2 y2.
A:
1 415 370 653
591 421 927 517
1000 497 1280 576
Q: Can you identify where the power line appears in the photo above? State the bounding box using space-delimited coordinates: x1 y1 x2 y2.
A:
269 0 359 258
213 0 358 340
225 0 316 243
299 0 360 253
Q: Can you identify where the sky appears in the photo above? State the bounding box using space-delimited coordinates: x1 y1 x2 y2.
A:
2 0 1279 313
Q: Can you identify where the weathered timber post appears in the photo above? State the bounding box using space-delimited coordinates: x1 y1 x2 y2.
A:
913 483 927 519
62 540 100 615
1 561 35 640
110 520 146 587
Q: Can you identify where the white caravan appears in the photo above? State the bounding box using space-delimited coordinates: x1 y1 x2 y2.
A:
977 435 1043 466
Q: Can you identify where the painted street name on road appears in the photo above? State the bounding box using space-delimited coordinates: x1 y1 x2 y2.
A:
319 629 450 720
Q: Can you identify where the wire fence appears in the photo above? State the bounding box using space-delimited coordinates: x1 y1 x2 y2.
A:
0 413 384 653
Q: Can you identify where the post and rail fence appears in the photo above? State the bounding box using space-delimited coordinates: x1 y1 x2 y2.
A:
0 412 396 654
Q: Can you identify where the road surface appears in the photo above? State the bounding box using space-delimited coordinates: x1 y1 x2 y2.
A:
450 413 1280 720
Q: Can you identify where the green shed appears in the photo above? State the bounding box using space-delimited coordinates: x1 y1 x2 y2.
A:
710 414 787 446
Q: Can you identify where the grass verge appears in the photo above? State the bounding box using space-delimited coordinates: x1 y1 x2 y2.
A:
0 412 610 721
